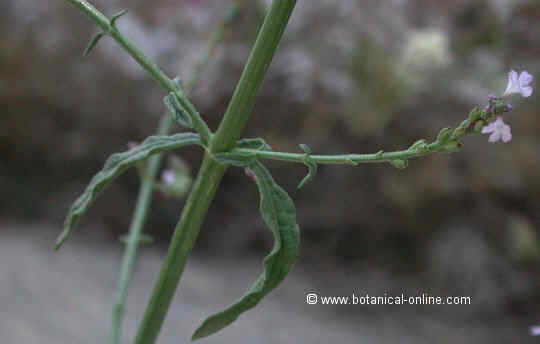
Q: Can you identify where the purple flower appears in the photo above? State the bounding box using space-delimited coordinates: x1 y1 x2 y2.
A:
530 326 540 336
482 116 512 143
503 70 533 97
161 170 176 185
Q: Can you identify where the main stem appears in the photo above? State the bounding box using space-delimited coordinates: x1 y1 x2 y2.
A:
134 1 297 343
110 6 239 343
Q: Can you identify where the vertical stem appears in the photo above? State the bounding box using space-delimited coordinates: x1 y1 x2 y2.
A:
134 156 225 344
211 0 297 152
110 5 240 343
110 115 173 344
134 1 297 343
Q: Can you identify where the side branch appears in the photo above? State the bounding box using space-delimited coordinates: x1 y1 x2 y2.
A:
63 0 212 143
235 144 452 166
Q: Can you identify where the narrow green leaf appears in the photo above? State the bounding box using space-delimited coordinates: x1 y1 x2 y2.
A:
110 9 128 27
192 161 300 340
83 32 105 57
164 92 194 129
55 133 202 250
298 144 317 189
298 160 317 189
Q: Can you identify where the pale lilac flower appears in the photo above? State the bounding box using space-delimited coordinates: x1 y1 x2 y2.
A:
503 70 533 97
530 326 540 336
482 116 512 143
161 170 176 185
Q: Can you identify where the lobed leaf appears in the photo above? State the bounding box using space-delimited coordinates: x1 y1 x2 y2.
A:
192 161 300 340
55 133 202 250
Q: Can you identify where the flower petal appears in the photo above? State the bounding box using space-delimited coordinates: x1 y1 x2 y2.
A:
501 126 512 143
488 131 501 143
504 70 520 96
482 122 496 133
521 85 533 97
519 71 533 86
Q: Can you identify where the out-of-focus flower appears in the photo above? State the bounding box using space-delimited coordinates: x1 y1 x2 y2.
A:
482 116 512 143
401 29 452 71
503 70 533 98
161 169 176 185
530 326 540 336
244 168 257 182
158 157 193 198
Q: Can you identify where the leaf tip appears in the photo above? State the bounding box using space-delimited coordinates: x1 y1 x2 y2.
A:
110 9 128 27
54 231 68 250
83 32 105 57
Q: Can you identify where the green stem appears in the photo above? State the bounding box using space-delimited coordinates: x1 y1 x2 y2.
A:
134 1 297 343
234 142 457 165
63 0 212 144
134 156 225 344
211 0 297 152
110 115 174 344
109 5 240 343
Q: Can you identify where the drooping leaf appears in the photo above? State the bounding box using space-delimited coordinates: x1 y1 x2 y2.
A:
192 161 300 340
55 133 202 249
164 92 194 129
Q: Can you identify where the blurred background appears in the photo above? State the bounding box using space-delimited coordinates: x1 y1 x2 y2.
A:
1 0 540 343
